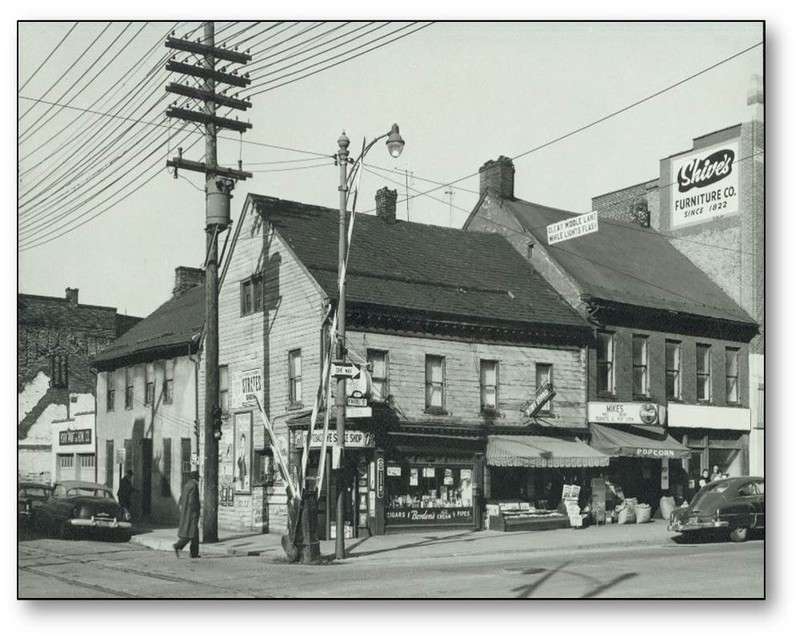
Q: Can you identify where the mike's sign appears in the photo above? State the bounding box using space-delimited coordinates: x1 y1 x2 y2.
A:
670 140 739 228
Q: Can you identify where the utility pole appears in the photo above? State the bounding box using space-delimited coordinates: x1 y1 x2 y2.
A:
165 22 253 543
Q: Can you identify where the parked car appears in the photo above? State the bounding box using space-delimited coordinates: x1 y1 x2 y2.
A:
33 481 132 541
668 476 764 542
18 482 51 527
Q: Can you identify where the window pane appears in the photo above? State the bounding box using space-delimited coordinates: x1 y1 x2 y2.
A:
426 357 442 384
481 360 497 387
633 336 647 367
726 349 738 376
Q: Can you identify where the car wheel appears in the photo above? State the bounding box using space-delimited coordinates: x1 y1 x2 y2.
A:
681 531 701 544
114 531 132 543
729 526 749 543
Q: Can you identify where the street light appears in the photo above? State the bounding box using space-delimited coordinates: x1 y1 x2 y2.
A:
334 124 404 560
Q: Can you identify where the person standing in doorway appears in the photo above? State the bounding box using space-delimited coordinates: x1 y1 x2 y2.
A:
711 465 723 482
118 469 135 513
173 470 201 559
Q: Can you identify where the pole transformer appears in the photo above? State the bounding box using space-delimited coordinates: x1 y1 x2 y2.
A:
165 22 253 543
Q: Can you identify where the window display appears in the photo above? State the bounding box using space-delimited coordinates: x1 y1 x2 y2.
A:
385 461 474 526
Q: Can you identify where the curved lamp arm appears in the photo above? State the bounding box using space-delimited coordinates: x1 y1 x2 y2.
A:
345 123 404 193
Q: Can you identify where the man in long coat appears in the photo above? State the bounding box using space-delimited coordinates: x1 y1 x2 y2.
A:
173 470 201 558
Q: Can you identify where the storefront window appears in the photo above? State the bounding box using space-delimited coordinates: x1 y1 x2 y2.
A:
368 349 389 400
696 344 711 402
666 340 681 400
480 359 498 411
726 348 740 404
632 335 648 397
597 332 614 394
385 461 473 526
425 355 445 410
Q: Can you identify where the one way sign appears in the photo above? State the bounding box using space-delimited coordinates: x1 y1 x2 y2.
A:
332 362 360 378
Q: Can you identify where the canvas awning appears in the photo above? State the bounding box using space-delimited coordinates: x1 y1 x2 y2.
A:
486 435 610 468
588 423 691 459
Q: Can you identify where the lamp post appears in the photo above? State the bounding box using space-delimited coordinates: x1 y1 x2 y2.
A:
334 124 404 560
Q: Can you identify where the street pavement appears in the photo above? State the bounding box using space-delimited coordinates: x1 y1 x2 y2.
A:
18 522 765 598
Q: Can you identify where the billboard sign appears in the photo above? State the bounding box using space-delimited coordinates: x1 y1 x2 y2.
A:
670 140 739 228
547 211 598 245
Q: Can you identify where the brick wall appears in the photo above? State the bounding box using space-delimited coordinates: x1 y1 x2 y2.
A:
586 325 750 408
592 179 660 231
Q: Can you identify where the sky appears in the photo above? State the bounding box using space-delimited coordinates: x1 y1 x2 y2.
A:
16 20 764 318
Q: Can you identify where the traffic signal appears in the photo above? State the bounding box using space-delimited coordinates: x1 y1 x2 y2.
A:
212 406 223 440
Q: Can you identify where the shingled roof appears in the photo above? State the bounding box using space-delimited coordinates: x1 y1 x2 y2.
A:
250 195 589 332
92 286 204 370
497 198 755 325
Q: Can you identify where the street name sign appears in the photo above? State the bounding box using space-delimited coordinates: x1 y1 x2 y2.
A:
547 211 598 245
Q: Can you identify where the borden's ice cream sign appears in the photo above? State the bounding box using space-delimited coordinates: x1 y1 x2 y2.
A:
670 140 739 228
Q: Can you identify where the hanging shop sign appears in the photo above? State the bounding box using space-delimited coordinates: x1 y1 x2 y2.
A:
385 507 473 526
547 211 598 245
59 429 92 446
588 401 663 426
376 458 385 499
522 382 556 418
292 429 375 449
232 368 262 408
670 140 740 229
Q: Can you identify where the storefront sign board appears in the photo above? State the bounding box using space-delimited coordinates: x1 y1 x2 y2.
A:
59 429 92 445
376 458 384 498
346 406 372 418
298 429 375 448
670 140 739 229
588 401 663 425
385 507 473 526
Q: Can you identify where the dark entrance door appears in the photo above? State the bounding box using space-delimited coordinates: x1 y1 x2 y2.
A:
141 439 152 516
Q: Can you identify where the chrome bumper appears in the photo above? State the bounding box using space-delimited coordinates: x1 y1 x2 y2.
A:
668 518 729 532
68 517 132 529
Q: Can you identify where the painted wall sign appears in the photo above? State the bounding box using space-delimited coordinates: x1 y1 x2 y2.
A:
588 401 663 425
59 429 92 446
547 211 598 245
232 368 262 408
385 507 473 526
670 140 739 228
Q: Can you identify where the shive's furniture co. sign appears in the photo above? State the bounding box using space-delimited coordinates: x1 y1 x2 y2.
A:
670 140 739 228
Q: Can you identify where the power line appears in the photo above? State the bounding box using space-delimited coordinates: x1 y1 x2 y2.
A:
18 22 113 124
249 22 435 97
19 126 202 251
388 41 764 209
18 22 78 93
19 22 148 147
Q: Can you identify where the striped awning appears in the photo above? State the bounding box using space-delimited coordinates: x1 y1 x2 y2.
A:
487 435 610 468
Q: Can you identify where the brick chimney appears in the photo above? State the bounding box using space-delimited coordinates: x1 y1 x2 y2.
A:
375 187 398 222
65 288 79 306
173 266 205 297
479 156 515 199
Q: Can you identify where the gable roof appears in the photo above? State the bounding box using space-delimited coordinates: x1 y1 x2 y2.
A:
250 195 589 332
496 198 755 325
92 286 205 370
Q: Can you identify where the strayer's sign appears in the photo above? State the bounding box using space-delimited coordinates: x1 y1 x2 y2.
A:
670 141 739 228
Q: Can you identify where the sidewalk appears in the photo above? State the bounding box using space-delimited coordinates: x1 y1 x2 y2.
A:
131 518 677 562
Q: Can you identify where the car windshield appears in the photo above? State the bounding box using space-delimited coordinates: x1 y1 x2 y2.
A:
66 487 114 499
19 487 49 498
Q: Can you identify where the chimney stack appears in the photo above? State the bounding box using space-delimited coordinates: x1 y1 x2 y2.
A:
375 187 398 223
173 266 205 297
746 73 763 123
479 156 515 199
65 288 79 306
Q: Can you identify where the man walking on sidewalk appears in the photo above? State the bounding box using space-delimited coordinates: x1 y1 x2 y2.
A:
173 470 201 559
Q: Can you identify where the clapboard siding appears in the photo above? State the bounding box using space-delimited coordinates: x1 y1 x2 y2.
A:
347 332 587 428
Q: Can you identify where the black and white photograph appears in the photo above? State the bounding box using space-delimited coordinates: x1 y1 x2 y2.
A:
12 7 784 615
